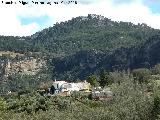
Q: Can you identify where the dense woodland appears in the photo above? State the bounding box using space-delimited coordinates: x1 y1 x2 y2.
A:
1 14 160 119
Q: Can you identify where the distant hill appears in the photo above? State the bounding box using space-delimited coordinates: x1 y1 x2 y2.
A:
0 14 160 80
0 14 159 54
29 14 159 55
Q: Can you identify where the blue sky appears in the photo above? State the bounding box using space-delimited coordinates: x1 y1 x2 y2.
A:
1 0 160 36
20 15 50 27
143 0 160 13
20 0 138 27
20 16 48 25
113 0 160 13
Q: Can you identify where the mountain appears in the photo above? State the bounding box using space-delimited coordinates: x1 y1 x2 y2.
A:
52 34 160 79
1 14 160 81
29 14 159 56
0 14 159 54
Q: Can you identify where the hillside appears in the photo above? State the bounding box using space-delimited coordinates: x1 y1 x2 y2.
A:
52 34 160 79
29 14 159 55
0 14 160 83
0 14 159 55
2 14 160 120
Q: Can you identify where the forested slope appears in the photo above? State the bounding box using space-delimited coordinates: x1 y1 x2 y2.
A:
0 14 160 80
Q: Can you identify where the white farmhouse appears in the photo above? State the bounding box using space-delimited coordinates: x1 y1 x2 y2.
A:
50 80 91 95
61 83 80 94
52 80 67 94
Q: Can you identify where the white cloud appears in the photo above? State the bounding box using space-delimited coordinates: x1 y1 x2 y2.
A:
0 3 39 36
0 0 160 36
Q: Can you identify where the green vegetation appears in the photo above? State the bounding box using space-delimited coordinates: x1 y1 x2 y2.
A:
1 67 160 120
1 14 160 119
132 68 151 84
86 74 98 87
1 14 160 80
99 70 110 87
0 14 159 55
152 64 160 75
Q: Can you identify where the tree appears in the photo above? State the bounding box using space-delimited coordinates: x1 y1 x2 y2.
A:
152 64 160 75
132 68 151 84
86 75 98 87
99 70 109 87
0 97 6 111
111 74 153 120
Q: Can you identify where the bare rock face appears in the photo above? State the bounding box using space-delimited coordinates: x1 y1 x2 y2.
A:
4 58 46 77
0 51 24 58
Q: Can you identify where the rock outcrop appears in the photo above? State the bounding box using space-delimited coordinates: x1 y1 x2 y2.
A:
4 58 46 77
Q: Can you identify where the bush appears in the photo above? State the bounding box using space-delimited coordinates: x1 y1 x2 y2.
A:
110 74 153 120
132 68 151 84
152 64 160 75
0 97 6 111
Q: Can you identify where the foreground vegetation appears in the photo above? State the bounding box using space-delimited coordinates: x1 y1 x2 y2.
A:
1 64 160 120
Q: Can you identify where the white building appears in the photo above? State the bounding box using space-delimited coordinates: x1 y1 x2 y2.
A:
52 80 67 94
61 83 80 94
51 80 91 95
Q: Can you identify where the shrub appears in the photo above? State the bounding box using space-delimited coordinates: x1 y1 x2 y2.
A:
132 68 151 84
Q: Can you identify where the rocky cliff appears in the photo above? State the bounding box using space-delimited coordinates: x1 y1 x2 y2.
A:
0 54 46 80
